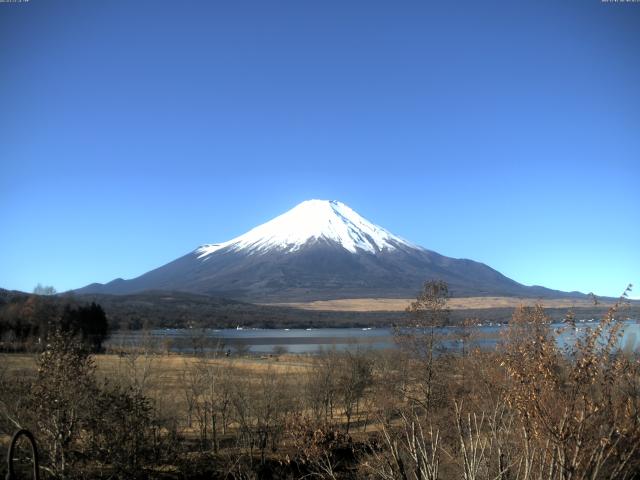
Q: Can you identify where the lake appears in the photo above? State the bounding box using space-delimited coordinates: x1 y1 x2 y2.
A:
106 319 640 355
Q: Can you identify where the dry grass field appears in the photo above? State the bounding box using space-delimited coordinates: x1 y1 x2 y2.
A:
0 352 314 424
0 352 312 389
267 296 615 312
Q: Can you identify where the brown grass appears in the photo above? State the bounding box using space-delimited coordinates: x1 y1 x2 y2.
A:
0 352 313 407
265 296 615 312
0 352 311 374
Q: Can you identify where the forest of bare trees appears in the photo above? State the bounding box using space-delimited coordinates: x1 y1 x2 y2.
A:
1 282 638 479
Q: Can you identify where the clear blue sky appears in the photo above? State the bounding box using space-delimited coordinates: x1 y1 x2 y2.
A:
1 0 638 298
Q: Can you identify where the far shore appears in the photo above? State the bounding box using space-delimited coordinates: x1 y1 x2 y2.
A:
265 296 619 312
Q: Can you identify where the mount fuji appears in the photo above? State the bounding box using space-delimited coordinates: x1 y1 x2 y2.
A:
76 200 582 301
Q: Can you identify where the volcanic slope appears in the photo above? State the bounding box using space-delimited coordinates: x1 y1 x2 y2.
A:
76 200 584 301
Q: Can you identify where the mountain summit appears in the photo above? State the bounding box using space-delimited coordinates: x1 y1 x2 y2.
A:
77 200 582 301
196 199 414 257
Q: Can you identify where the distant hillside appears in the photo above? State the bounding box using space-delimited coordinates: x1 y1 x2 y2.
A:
73 290 401 329
2 288 634 331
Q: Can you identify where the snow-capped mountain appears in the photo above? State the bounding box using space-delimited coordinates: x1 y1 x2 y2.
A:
196 200 415 257
76 200 581 301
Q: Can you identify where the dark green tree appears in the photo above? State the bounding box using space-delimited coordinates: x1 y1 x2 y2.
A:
60 302 109 351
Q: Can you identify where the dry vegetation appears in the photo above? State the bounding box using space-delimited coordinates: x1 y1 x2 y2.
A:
1 283 638 479
267 296 619 312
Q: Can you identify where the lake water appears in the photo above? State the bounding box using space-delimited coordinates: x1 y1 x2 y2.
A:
106 319 640 355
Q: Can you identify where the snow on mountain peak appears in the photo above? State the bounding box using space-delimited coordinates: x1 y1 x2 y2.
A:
195 199 415 258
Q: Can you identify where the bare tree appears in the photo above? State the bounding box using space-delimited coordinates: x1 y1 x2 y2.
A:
306 349 340 423
365 408 440 480
33 284 57 296
29 330 97 477
184 352 233 452
397 280 450 412
336 349 373 433
501 286 640 480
